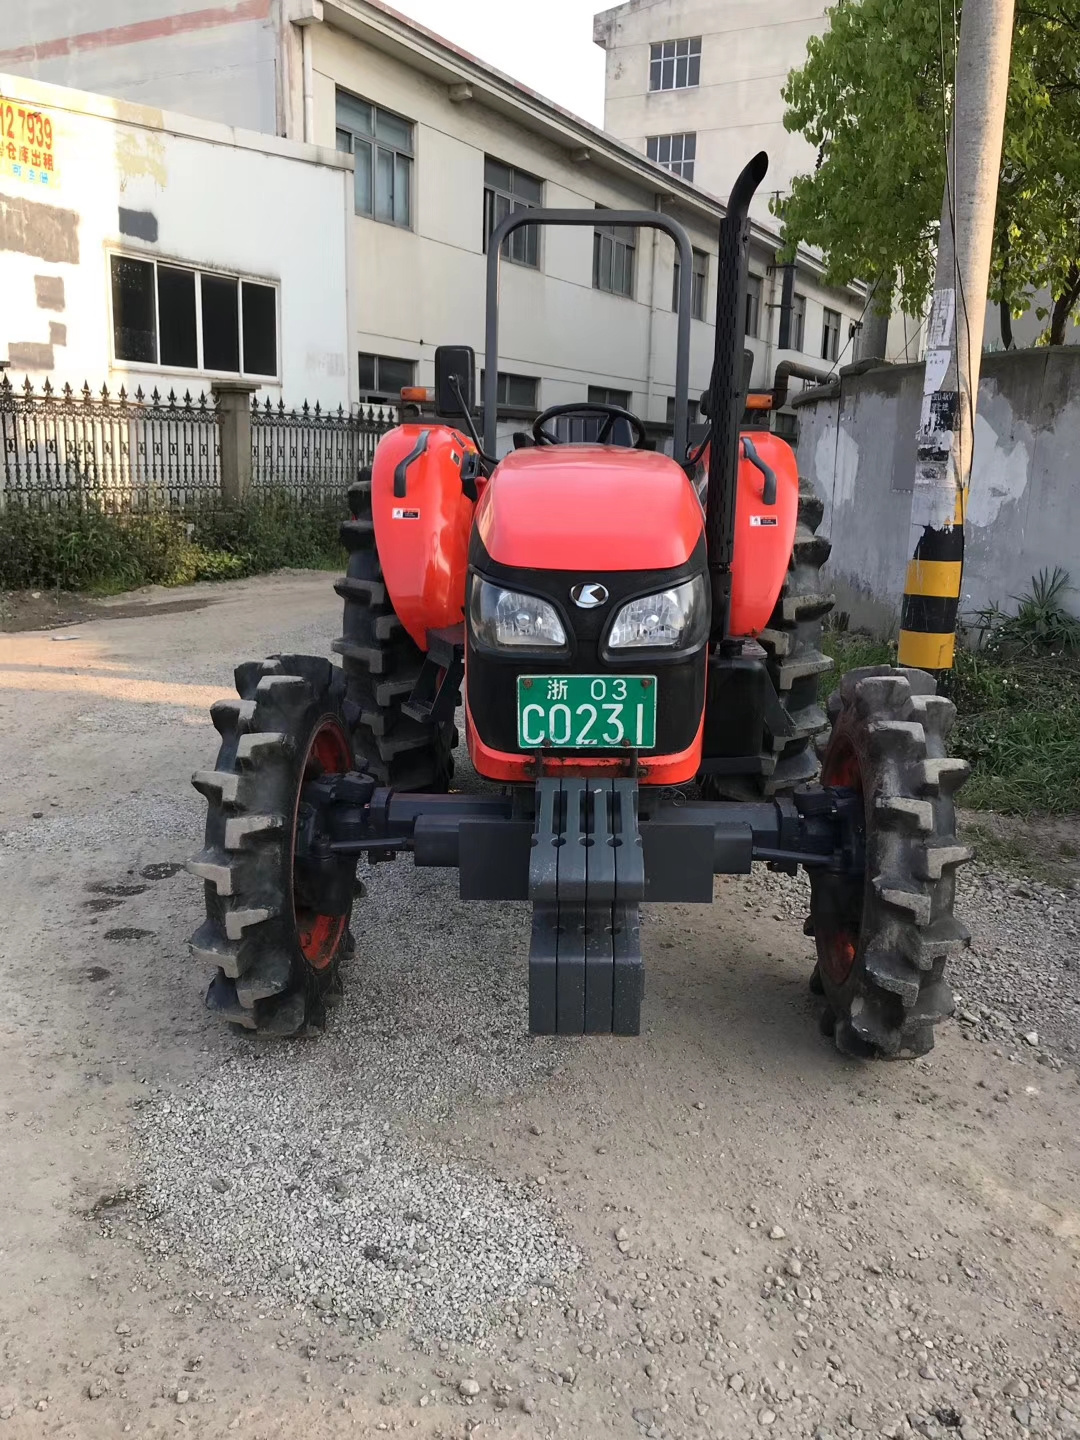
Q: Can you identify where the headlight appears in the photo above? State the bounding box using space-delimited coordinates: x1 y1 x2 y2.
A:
469 578 568 650
606 575 709 651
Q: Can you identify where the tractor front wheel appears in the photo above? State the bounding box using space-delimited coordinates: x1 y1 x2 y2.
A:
188 655 357 1036
808 665 973 1058
334 478 455 792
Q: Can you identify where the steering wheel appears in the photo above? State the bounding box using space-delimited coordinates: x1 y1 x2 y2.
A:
532 402 648 449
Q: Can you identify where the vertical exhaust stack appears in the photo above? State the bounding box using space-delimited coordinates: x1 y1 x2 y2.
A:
705 152 769 644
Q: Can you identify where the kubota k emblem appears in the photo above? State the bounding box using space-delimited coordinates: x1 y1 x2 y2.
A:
571 582 609 608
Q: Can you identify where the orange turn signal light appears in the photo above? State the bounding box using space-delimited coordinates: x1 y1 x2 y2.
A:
400 386 433 403
745 392 774 411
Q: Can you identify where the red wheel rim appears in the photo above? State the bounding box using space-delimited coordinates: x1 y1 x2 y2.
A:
292 716 352 970
818 736 864 987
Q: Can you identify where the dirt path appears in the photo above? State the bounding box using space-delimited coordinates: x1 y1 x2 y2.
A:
1 572 1077 1440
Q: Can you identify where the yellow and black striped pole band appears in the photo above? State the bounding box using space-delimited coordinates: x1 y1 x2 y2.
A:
897 518 963 671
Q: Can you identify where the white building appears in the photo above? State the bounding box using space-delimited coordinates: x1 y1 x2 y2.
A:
1 1 868 425
593 0 830 222
0 71 353 406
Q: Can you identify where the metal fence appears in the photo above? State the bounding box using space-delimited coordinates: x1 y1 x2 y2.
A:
0 375 221 511
0 376 397 511
250 397 396 502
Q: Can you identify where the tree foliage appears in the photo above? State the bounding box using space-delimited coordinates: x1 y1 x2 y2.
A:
775 0 1080 343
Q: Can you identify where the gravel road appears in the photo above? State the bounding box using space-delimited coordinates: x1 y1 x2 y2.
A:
0 571 1077 1440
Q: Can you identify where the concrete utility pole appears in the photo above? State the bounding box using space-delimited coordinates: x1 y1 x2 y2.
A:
896 0 1015 671
854 295 890 363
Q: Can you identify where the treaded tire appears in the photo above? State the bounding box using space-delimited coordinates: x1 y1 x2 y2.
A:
757 477 835 793
808 665 973 1059
333 478 454 792
187 654 355 1036
702 477 834 801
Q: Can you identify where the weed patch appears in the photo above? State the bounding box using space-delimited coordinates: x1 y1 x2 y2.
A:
822 629 1080 817
0 494 346 593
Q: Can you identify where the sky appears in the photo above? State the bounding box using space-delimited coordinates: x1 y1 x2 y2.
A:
390 0 609 125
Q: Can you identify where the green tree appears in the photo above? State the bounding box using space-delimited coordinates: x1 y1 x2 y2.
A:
775 0 1080 344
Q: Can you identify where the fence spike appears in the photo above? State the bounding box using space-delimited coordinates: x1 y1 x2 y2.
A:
61 381 73 401
134 385 145 404
23 376 35 396
100 383 110 400
183 388 193 407
117 384 128 404
301 399 310 417
150 386 161 405
277 397 286 414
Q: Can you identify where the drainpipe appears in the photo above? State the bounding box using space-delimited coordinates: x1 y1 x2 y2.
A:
302 22 314 144
767 358 833 408
762 258 780 385
644 193 662 427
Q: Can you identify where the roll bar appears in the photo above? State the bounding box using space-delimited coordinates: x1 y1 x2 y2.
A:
484 209 694 458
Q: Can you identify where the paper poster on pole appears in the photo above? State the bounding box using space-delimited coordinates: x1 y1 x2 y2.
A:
926 288 956 351
923 346 951 394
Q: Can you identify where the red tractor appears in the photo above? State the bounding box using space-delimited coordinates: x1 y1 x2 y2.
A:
189 155 971 1057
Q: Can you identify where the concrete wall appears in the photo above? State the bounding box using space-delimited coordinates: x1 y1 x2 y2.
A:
0 0 279 133
594 0 829 220
796 349 1080 632
0 73 352 406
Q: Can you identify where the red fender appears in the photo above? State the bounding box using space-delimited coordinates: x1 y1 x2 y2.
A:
370 424 478 650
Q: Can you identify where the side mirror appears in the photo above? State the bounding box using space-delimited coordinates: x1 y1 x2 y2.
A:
434 345 476 417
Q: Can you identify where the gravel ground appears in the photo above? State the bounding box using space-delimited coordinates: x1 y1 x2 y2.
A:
750 862 1080 1065
128 866 580 1342
1 572 1078 1440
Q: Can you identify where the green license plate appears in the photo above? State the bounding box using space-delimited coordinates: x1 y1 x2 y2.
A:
517 674 657 750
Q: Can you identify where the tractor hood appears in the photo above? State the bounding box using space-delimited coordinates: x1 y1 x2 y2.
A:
474 446 704 572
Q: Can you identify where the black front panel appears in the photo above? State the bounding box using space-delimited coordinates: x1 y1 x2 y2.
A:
466 532 708 758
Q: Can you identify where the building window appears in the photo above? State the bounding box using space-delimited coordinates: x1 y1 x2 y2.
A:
649 36 701 91
358 352 415 399
745 274 763 338
822 306 842 362
110 255 277 377
672 248 708 321
646 132 696 183
593 216 636 298
773 411 798 441
790 293 806 352
588 385 632 409
481 370 539 409
335 89 413 228
483 158 542 268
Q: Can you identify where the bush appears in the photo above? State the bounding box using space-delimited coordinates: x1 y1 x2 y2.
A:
0 493 347 593
190 493 345 573
970 566 1080 657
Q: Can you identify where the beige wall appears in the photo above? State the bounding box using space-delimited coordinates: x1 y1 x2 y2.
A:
308 20 862 422
310 22 723 422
